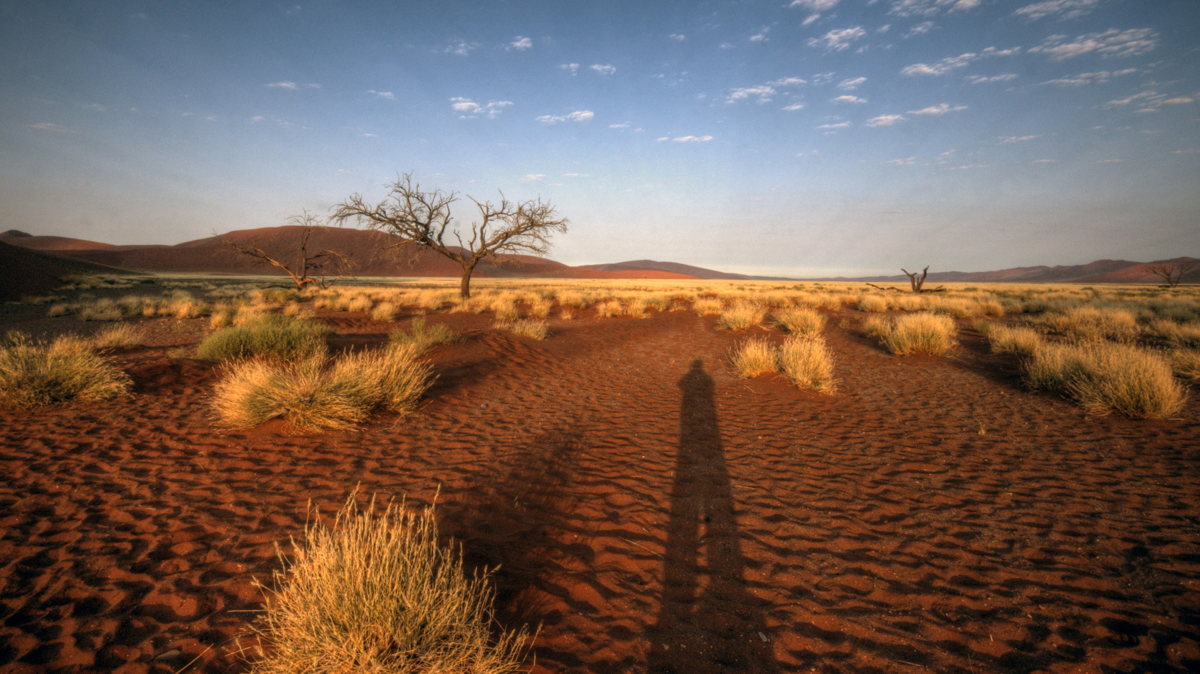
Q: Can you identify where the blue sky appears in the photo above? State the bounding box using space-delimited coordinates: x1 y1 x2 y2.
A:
1 0 1197 276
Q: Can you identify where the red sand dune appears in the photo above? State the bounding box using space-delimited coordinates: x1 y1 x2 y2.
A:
0 240 133 302
1 304 1198 673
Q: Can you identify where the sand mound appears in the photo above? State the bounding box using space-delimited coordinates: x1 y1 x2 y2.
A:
0 241 133 302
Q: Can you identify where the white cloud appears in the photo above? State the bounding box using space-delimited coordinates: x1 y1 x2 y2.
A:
443 39 479 56
901 52 977 76
838 77 867 90
810 73 836 85
807 26 866 51
728 85 777 104
1000 135 1039 143
790 0 839 9
803 14 821 26
368 90 395 100
769 77 808 87
671 135 713 142
1105 91 1153 107
560 64 580 76
450 98 513 118
750 27 770 42
719 42 735 50
909 103 966 115
817 122 851 130
1041 70 1137 86
1160 97 1194 106
966 73 1018 84
833 95 867 104
887 157 916 165
1030 29 1158 61
520 174 546 182
536 110 595 124
669 33 686 41
564 173 591 177
888 0 980 18
509 36 532 51
783 103 806 111
867 114 905 127
905 21 936 38
1014 0 1102 21
26 122 76 133
609 122 631 129
590 64 616 75
267 81 298 89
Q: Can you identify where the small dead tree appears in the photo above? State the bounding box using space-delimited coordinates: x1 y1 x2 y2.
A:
222 212 354 290
1144 260 1199 288
867 266 946 293
331 173 569 299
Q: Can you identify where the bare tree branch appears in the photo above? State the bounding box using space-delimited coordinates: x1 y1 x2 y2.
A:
221 211 355 290
1144 260 1199 288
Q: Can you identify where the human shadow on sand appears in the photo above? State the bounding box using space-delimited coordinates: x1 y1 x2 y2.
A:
646 360 777 673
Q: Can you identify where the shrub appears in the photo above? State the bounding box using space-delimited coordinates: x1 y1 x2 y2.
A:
879 312 957 356
47 304 72 318
0 335 132 407
1024 343 1186 418
210 305 237 329
249 494 529 674
773 307 825 336
857 295 888 313
92 323 147 349
1171 324 1200 350
497 319 548 340
778 336 835 393
731 338 777 378
197 316 330 363
988 325 1044 357
212 344 432 430
527 299 553 319
718 302 763 331
390 317 457 352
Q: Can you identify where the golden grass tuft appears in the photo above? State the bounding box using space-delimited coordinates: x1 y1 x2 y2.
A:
371 302 398 322
692 298 723 316
389 318 457 352
1024 343 1186 418
496 319 549 340
856 295 888 313
595 300 624 318
987 325 1044 357
1171 348 1200 380
249 493 529 674
731 338 778 378
197 316 330 363
877 312 957 356
773 307 825 336
718 302 764 331
778 336 835 393
92 323 147 349
212 344 432 430
0 334 132 407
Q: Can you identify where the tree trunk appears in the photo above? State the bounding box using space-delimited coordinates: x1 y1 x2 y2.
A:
459 262 477 299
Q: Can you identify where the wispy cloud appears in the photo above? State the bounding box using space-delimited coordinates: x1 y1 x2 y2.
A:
837 77 867 90
750 26 771 42
520 174 546 182
1029 29 1158 61
1000 135 1040 143
266 81 320 90
888 0 980 18
442 39 479 56
559 63 579 75
658 135 714 142
783 103 806 111
669 33 686 41
26 122 76 133
590 64 616 75
817 122 851 130
833 95 867 104
887 157 916 165
1015 0 1102 21
909 103 966 115
609 122 631 129
965 73 1019 84
905 21 936 38
367 90 395 100
807 26 866 51
1041 69 1135 86
770 77 807 87
867 114 905 127
728 85 777 104
450 97 513 118
901 52 976 76
790 0 839 25
536 110 595 124
509 36 532 51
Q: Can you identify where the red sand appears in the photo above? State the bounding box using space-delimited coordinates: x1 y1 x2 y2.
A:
1 307 1199 673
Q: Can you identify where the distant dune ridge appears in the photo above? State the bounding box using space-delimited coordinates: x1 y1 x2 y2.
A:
0 227 1196 288
0 239 134 302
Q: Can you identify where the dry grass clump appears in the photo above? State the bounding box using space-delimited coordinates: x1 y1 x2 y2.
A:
371 302 398 322
92 323 147 349
875 312 957 356
249 493 529 674
527 298 553 319
693 298 723 316
197 316 330 363
731 338 777 378
856 295 888 313
987 325 1044 357
718 302 764 331
389 317 457 352
559 308 575 320
212 344 432 430
595 300 624 318
493 301 521 323
77 299 125 322
0 334 132 408
1033 306 1139 343
497 319 549 340
778 336 835 393
1170 348 1200 380
773 307 825 336
928 298 975 319
1023 342 1186 419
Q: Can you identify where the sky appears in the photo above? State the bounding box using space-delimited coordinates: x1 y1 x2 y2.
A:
1 0 1197 277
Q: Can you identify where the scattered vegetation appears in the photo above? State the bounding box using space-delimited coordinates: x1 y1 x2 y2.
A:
92 323 147 349
197 316 330 363
987 325 1044 357
731 338 778 378
389 317 457 352
718 302 764 331
249 493 529 674
0 333 132 407
1024 343 1186 418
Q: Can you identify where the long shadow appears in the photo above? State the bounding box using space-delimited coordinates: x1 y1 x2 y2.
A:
646 360 777 673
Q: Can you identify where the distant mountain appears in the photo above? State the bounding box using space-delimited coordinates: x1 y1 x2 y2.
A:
815 258 1198 284
581 259 796 281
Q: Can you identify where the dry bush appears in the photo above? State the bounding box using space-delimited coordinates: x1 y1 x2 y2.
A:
988 325 1044 357
773 307 825 336
1171 324 1200 350
1171 348 1200 380
497 319 548 340
527 299 553 319
210 305 238 329
249 493 528 674
556 291 589 309
0 334 132 407
1024 343 1185 419
212 344 432 430
861 314 891 341
692 298 723 316
718 302 764 331
372 302 398 322
857 295 888 313
345 296 374 313
595 300 624 318
389 317 457 352
893 295 926 312
623 298 649 318
47 304 72 318
92 323 147 349
731 338 777 378
778 336 835 393
878 312 957 356
197 316 330 363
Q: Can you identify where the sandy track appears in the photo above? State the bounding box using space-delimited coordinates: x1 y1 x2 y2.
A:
1 309 1198 673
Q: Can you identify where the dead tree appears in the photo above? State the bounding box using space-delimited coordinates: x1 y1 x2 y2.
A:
1144 260 1198 288
222 212 354 290
866 266 946 293
331 172 569 299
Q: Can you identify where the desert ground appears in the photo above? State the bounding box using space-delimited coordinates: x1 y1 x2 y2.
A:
1 276 1199 673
